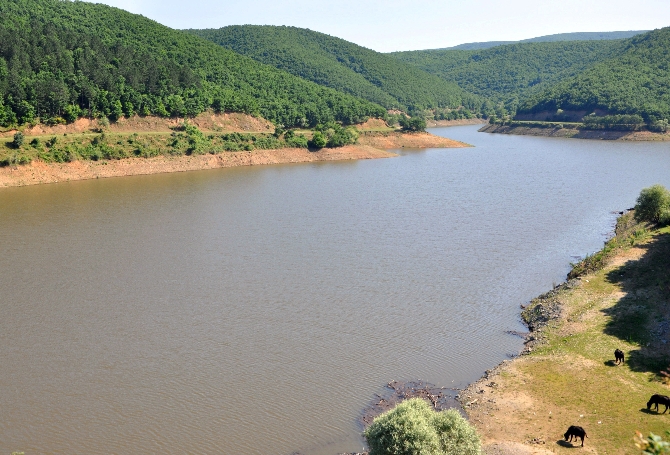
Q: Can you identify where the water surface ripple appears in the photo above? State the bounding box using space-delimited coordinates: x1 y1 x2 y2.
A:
1 126 669 454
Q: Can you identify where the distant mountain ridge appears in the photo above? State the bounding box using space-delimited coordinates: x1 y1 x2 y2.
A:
439 31 649 51
187 25 483 114
389 40 626 113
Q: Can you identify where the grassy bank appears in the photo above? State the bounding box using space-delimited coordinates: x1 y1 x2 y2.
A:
461 212 670 454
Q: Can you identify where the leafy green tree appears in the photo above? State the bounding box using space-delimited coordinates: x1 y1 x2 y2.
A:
364 398 480 455
634 184 670 225
399 115 427 132
309 131 327 148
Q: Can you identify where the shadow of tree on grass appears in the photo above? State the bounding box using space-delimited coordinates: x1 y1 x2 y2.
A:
601 231 670 375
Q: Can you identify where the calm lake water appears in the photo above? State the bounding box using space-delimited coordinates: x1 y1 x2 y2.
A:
1 126 669 455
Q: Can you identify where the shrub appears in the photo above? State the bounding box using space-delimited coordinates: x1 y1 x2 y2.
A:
634 184 670 225
636 431 670 454
364 398 480 455
309 131 327 149
399 115 427 132
11 132 25 148
327 126 359 147
286 134 309 148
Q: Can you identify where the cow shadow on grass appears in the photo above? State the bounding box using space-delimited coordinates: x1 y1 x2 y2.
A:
556 440 581 448
601 231 670 375
639 408 662 415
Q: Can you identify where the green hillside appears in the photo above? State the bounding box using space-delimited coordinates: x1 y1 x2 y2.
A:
389 40 625 115
187 25 483 114
0 0 386 128
442 30 647 50
517 27 670 126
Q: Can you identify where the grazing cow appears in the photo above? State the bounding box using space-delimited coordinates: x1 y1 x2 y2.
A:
647 394 670 413
614 349 625 365
564 425 588 447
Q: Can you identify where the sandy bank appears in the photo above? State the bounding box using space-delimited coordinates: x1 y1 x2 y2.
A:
0 112 274 138
426 118 488 128
0 145 397 188
480 123 670 141
358 131 470 149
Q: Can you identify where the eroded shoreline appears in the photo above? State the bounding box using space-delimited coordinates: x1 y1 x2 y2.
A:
480 123 670 141
0 132 468 188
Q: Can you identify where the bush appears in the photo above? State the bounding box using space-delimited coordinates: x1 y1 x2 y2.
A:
399 115 427 132
634 184 670 225
309 131 327 149
11 132 25 148
364 398 480 455
636 431 670 454
327 126 358 147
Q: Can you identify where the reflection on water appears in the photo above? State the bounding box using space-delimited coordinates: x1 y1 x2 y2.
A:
1 125 669 454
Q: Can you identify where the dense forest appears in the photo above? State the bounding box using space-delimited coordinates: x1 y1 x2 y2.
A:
389 40 626 116
0 0 387 129
517 27 670 126
188 25 483 115
1 0 667 133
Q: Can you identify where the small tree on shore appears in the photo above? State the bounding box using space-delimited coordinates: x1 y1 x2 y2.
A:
364 398 480 455
399 115 427 132
634 184 670 225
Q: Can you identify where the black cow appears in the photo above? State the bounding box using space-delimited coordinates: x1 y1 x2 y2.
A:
647 394 670 413
614 349 625 365
564 425 588 447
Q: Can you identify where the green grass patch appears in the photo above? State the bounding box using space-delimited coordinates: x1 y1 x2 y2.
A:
0 127 312 167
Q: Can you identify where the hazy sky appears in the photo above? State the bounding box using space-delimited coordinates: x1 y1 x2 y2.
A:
86 0 670 52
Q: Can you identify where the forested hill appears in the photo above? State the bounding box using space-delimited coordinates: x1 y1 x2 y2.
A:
389 40 626 114
0 0 387 128
517 27 670 125
441 30 647 51
187 25 483 114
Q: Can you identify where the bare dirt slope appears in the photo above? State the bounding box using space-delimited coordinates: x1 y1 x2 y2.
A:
0 145 396 187
0 112 274 138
